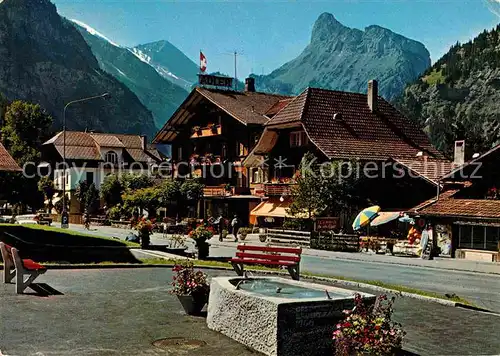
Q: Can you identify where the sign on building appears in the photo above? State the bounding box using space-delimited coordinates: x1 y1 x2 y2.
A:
314 217 340 232
198 74 233 89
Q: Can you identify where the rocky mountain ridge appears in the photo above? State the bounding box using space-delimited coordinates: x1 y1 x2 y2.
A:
253 13 431 100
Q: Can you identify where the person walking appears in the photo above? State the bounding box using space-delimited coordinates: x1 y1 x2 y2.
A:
231 214 241 242
215 214 225 242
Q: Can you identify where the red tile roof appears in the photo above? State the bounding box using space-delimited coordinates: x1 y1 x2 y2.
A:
414 194 500 219
44 131 159 163
265 98 294 118
0 143 21 172
196 87 290 125
267 87 443 160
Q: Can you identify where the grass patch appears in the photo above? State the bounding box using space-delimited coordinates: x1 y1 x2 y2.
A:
422 69 445 85
0 224 138 247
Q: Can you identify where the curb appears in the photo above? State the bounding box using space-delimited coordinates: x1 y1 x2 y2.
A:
211 240 500 276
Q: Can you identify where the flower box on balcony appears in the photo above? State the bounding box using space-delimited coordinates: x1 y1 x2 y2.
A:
190 125 222 139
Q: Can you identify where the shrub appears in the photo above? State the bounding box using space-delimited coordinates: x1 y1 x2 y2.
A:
333 294 405 356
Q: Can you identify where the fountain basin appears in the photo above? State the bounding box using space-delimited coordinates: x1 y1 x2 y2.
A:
207 276 375 356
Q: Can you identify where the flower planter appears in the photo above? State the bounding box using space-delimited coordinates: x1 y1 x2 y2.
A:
239 233 248 241
177 293 208 315
259 234 267 243
196 242 210 260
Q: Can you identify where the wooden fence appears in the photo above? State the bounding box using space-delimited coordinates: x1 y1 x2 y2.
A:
266 229 311 247
310 232 359 252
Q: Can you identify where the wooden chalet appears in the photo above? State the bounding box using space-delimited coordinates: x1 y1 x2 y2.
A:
152 78 291 223
244 80 452 228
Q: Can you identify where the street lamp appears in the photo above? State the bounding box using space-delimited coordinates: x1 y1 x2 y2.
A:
61 93 110 228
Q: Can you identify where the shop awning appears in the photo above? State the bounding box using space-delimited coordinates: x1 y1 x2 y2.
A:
251 198 292 219
250 197 309 224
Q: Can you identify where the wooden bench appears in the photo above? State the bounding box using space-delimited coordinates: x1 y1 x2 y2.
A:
230 244 302 280
0 242 47 294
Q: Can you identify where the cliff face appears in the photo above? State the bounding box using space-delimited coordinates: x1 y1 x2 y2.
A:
398 25 500 155
253 13 431 100
0 0 157 136
74 23 189 129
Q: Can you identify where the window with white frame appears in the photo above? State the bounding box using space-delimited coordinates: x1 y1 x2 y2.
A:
289 131 308 147
105 151 118 164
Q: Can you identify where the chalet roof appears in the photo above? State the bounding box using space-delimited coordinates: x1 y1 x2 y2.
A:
393 158 456 185
43 131 160 163
412 189 500 219
0 143 21 172
266 87 443 160
153 87 291 143
265 98 294 118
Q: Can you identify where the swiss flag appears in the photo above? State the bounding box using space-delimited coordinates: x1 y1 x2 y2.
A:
200 51 207 73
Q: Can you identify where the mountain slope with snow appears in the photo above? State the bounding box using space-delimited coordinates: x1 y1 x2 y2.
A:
133 41 199 90
0 0 156 136
73 20 189 129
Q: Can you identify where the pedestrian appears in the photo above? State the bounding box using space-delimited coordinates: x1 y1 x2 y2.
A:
215 213 225 241
231 214 241 242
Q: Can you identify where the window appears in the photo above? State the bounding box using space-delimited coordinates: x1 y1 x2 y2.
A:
458 224 500 251
290 131 308 147
86 171 94 184
105 151 118 164
221 144 227 159
236 142 246 156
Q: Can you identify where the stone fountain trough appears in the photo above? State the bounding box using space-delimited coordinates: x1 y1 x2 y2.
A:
207 276 375 356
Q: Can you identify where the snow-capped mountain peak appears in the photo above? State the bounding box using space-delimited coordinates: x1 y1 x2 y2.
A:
71 19 121 48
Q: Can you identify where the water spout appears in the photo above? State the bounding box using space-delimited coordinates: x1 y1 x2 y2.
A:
235 280 245 290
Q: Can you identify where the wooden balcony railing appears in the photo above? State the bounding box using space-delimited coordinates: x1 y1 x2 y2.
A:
190 125 222 139
264 183 295 196
203 185 251 197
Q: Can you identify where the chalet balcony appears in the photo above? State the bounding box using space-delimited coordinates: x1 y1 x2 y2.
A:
203 185 251 197
190 124 222 139
264 182 296 196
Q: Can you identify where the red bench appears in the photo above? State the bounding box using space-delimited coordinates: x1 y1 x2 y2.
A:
0 242 47 294
231 244 302 280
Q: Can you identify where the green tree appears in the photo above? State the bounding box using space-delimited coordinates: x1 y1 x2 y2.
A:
38 176 56 212
122 186 160 218
120 173 154 192
0 101 52 210
288 152 361 221
85 183 100 214
100 174 123 208
287 152 324 219
75 180 100 213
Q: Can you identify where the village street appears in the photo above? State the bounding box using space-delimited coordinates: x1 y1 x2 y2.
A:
68 224 500 313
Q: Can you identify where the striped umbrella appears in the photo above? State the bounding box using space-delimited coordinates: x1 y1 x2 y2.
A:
370 212 401 227
352 205 381 231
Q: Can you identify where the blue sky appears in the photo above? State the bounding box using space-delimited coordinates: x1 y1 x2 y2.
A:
53 0 500 78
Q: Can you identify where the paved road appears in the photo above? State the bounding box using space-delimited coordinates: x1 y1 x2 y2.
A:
69 224 500 312
209 244 500 312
